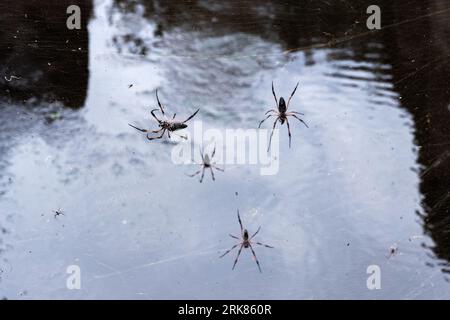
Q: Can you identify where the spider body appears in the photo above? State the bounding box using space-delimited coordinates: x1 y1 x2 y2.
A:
259 82 308 151
129 90 199 140
168 122 188 131
220 210 273 273
278 97 287 115
203 154 211 167
242 229 250 247
187 145 223 182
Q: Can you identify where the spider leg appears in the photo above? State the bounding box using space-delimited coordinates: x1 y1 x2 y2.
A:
146 129 166 140
211 144 216 158
128 124 148 132
212 164 224 172
232 244 244 270
286 117 292 148
250 226 261 240
255 241 274 249
129 124 147 132
219 243 239 258
258 114 273 128
229 234 239 240
210 167 216 181
265 109 277 115
182 108 200 123
287 111 304 116
150 109 163 123
287 82 299 109
249 244 262 273
237 209 243 233
186 169 202 177
289 114 309 128
172 131 188 140
130 123 164 137
267 118 279 152
199 167 206 183
155 90 165 115
272 81 278 106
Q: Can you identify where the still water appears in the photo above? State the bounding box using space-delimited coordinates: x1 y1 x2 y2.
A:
0 0 449 299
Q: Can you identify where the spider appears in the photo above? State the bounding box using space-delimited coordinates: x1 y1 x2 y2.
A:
54 209 65 219
220 210 273 273
387 244 398 259
129 90 200 140
258 82 308 151
187 144 224 183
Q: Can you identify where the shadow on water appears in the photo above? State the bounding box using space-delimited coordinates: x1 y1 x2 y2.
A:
384 1 450 271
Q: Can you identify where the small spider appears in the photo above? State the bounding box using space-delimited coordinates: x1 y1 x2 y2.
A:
129 90 199 140
387 244 398 259
187 144 224 183
54 209 65 219
258 82 308 151
220 210 273 273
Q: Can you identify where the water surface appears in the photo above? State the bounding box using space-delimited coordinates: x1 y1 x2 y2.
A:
0 0 449 299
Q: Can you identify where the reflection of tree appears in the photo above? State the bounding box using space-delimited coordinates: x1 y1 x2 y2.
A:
0 0 92 108
384 0 450 268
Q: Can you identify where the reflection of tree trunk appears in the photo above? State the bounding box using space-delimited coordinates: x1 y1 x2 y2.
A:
112 0 372 52
386 1 450 262
0 0 92 108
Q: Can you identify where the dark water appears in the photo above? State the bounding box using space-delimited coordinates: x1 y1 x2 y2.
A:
0 0 449 299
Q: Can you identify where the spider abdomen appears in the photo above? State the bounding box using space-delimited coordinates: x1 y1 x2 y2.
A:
169 122 188 131
278 97 287 113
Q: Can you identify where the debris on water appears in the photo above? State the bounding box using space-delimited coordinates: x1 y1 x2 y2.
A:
17 291 27 297
45 111 62 123
408 235 423 242
4 75 21 82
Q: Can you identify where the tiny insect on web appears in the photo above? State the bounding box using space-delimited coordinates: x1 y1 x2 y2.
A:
220 209 273 273
53 209 65 219
259 81 308 151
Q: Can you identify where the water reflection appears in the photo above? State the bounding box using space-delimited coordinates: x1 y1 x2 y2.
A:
98 0 450 289
385 1 450 272
0 0 449 298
